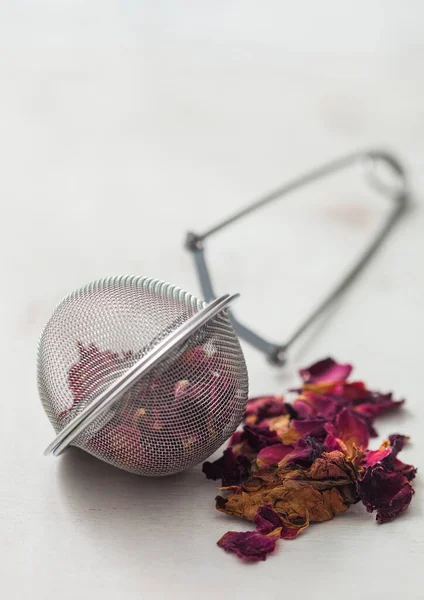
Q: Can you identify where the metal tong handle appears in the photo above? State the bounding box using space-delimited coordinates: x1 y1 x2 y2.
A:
185 149 409 365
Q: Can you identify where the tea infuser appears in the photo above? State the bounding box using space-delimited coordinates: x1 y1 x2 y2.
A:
38 149 409 476
39 279 249 475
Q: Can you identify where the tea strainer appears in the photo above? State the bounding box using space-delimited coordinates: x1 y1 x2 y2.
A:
38 149 409 476
39 277 249 476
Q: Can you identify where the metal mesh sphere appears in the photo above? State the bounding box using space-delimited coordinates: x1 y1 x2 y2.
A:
37 276 248 476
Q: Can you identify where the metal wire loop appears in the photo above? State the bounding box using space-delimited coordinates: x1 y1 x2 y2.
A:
186 149 409 365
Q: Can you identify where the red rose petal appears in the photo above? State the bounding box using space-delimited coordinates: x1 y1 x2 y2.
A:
326 407 370 450
357 465 414 523
256 444 295 467
217 530 278 562
299 358 352 384
254 505 282 534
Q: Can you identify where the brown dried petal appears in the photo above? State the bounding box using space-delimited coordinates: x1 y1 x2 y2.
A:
216 451 359 532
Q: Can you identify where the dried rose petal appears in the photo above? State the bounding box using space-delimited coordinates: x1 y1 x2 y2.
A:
352 392 404 419
294 392 340 421
280 418 327 445
303 436 327 463
392 433 409 449
381 434 417 481
63 342 127 417
363 434 416 481
323 433 345 452
202 448 251 486
180 345 210 367
257 437 326 469
279 520 309 539
254 504 282 534
299 358 352 384
217 530 278 562
242 424 281 450
174 379 191 403
325 407 370 450
383 434 408 465
364 440 392 467
334 380 369 401
388 458 417 482
357 464 414 523
256 444 295 467
244 395 291 425
87 424 144 468
261 414 291 438
228 430 244 447
254 504 309 540
227 431 258 466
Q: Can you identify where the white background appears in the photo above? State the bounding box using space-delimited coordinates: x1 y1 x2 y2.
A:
1 2 423 599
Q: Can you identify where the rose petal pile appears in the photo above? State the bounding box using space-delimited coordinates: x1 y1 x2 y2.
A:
203 358 417 562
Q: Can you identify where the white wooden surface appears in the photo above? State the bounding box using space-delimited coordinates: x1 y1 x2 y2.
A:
1 2 423 599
